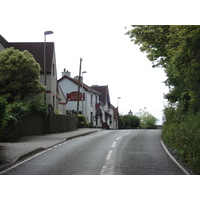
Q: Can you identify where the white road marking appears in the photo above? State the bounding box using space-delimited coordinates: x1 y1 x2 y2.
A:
106 150 112 160
100 166 106 175
112 141 116 148
0 148 52 175
160 140 190 175
116 136 121 140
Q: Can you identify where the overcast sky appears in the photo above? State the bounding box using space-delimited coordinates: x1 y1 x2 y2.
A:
1 0 198 124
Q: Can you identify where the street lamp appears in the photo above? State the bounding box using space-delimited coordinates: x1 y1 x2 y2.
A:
117 97 121 108
44 30 53 103
82 71 87 115
117 97 121 129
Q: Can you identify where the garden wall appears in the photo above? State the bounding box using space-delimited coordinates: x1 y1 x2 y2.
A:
0 106 77 142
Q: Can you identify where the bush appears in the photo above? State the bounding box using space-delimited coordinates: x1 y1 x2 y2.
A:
162 107 200 174
78 114 87 128
0 100 48 141
140 111 158 129
119 115 140 129
0 97 7 133
27 101 48 115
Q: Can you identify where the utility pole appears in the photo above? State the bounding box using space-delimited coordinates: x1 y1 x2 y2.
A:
77 58 82 114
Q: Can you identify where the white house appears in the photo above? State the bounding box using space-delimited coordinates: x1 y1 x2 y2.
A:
58 69 102 126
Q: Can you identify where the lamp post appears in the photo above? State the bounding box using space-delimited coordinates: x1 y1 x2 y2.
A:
44 30 53 103
117 97 121 129
117 97 121 109
77 58 82 115
82 71 87 115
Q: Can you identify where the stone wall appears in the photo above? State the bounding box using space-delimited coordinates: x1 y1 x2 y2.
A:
0 105 77 142
47 106 77 133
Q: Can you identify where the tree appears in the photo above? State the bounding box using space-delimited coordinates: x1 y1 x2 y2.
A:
119 115 140 129
126 25 200 114
139 110 158 129
0 47 45 103
126 25 200 173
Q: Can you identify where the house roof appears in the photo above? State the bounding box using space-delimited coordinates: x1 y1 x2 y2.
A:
91 85 111 107
0 35 9 48
0 35 54 73
58 75 100 95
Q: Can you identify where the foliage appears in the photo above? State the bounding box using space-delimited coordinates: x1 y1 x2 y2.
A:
162 108 200 174
119 115 140 129
78 114 87 128
0 47 45 103
0 97 7 132
27 100 48 115
87 122 95 128
0 100 48 140
126 25 200 173
139 111 158 129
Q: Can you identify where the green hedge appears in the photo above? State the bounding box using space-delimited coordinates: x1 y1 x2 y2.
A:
78 114 87 128
162 107 200 174
0 97 7 132
0 100 48 141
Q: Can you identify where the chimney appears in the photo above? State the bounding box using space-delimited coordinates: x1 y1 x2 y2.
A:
74 76 83 83
62 68 71 77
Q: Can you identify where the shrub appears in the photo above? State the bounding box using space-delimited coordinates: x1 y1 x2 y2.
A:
119 115 140 129
162 107 200 174
0 97 7 133
0 100 48 141
78 114 87 128
27 101 48 115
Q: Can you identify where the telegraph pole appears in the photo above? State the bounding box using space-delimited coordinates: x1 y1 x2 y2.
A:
77 58 82 114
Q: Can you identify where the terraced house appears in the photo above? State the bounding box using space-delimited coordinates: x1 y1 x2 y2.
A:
58 69 118 129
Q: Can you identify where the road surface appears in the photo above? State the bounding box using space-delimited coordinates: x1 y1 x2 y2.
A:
2 129 186 175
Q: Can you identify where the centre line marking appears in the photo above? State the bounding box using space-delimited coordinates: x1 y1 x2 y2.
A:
100 166 106 175
112 141 116 148
116 136 121 140
106 150 112 160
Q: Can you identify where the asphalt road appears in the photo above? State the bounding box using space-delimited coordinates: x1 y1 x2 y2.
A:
2 129 186 175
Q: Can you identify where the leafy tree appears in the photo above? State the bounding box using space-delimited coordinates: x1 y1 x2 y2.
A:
126 25 200 173
0 47 45 103
119 115 140 129
126 25 200 114
139 110 158 129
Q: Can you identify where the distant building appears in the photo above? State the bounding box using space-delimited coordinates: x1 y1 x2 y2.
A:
128 110 133 116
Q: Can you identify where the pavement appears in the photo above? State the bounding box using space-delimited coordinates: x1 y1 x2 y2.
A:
0 128 101 172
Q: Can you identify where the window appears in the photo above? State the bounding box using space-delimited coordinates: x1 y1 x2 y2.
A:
90 94 93 106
